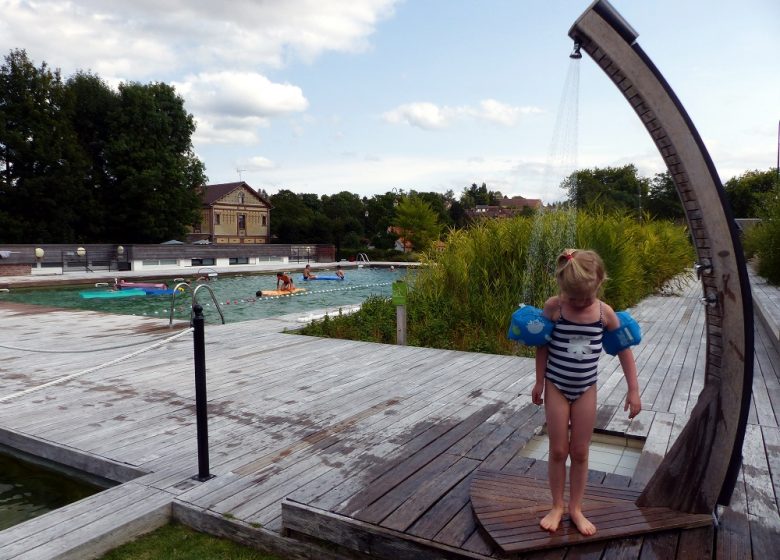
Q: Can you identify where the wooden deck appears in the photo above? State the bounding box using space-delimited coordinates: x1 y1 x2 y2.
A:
0 274 778 558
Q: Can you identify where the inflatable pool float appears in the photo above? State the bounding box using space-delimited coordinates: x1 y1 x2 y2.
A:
80 288 146 299
301 276 344 281
117 279 168 290
142 288 178 296
255 288 307 297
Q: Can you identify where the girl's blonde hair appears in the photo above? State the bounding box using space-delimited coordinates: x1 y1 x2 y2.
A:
554 249 607 296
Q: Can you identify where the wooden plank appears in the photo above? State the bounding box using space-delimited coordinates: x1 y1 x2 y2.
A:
282 500 494 560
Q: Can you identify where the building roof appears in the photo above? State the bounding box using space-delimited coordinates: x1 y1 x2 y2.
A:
201 182 271 207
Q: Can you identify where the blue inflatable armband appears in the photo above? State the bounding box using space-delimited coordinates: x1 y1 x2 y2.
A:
507 305 554 347
603 311 642 356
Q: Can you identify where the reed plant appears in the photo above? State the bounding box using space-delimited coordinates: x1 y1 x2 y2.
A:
299 209 694 355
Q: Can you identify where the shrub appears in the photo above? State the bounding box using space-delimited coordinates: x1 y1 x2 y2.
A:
744 190 780 284
299 210 694 355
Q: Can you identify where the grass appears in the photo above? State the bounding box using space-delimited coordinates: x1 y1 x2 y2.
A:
299 209 694 355
98 523 286 560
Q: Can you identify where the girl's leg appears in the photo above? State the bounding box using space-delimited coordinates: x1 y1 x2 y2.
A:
540 381 570 532
568 384 598 536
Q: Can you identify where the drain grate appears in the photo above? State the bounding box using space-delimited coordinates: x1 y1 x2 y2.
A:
520 430 643 477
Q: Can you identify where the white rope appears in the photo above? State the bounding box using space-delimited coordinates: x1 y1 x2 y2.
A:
0 327 194 404
0 335 178 354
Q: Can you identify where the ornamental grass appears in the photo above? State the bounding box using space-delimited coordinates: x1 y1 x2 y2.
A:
299 209 694 355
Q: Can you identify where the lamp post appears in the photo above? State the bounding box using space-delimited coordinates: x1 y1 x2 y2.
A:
76 247 87 272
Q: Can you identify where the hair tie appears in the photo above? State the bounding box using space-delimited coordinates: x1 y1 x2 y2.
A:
565 252 574 261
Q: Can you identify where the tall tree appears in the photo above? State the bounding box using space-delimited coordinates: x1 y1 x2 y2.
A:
322 191 363 257
269 190 320 243
460 182 502 208
0 49 91 242
645 171 685 221
394 195 442 252
104 82 205 242
724 168 777 218
564 164 648 216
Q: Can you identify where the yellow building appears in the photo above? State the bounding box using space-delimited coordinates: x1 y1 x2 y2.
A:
190 182 272 244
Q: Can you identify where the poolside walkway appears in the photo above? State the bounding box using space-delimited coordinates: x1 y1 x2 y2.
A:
0 270 778 558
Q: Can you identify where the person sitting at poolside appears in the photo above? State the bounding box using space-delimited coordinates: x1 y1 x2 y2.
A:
277 272 295 291
335 265 345 279
303 264 317 280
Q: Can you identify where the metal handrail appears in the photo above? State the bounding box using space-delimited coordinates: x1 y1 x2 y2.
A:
192 284 225 325
169 282 193 326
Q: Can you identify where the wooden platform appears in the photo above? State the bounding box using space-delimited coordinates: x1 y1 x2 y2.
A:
1 274 779 558
470 470 711 553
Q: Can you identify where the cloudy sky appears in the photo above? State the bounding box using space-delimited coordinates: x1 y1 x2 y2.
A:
2 0 778 203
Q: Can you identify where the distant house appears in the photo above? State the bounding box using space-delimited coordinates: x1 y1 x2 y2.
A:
189 182 272 244
387 226 414 253
465 195 542 220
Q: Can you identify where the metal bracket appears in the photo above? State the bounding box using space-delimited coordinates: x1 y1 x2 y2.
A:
700 291 718 307
695 259 713 280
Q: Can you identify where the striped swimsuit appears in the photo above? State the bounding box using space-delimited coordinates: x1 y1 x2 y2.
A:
545 304 604 402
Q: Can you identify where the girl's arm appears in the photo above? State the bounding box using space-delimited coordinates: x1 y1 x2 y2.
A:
603 303 641 417
533 346 547 405
618 348 641 418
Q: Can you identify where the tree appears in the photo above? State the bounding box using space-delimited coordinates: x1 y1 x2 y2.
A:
564 165 648 216
394 195 442 252
460 182 502 209
322 191 363 257
0 49 92 242
724 169 777 218
645 171 684 221
103 82 205 242
269 190 320 243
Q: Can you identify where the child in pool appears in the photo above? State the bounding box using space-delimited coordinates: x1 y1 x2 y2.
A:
532 249 641 536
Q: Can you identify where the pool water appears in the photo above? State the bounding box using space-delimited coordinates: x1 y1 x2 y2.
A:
0 267 410 324
0 451 106 531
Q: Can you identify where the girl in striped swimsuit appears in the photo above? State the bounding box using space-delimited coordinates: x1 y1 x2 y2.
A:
532 249 641 536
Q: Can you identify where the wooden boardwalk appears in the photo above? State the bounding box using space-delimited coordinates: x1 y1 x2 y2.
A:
0 274 778 558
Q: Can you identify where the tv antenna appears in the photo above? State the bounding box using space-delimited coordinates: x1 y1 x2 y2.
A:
237 168 246 181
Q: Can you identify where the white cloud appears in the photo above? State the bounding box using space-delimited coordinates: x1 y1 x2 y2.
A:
0 1 399 78
177 72 308 118
245 156 276 171
383 100 542 130
178 72 308 145
383 102 449 130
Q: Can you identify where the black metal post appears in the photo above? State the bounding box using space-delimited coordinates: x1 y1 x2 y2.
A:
192 304 213 481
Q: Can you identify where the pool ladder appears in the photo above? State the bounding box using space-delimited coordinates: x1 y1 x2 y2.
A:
168 282 225 326
356 253 370 265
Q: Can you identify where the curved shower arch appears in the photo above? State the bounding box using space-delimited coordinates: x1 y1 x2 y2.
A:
569 0 753 513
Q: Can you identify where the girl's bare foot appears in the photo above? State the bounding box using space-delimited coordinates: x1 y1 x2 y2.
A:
570 509 596 536
540 505 565 532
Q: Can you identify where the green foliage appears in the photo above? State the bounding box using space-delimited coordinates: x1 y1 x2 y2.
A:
300 210 694 356
460 182 503 209
0 49 94 242
645 171 685 221
98 522 282 560
0 50 206 243
743 189 780 284
724 168 778 218
394 195 442 251
104 82 205 243
565 165 648 217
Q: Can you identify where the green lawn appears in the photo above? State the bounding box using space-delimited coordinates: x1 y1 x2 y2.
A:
99 523 286 560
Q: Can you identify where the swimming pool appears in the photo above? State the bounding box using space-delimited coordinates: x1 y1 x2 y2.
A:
0 449 106 531
0 267 410 323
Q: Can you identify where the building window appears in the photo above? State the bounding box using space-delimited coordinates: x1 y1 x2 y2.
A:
215 213 221 225
191 258 215 266
262 215 267 226
229 257 249 265
238 192 245 204
238 214 246 230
